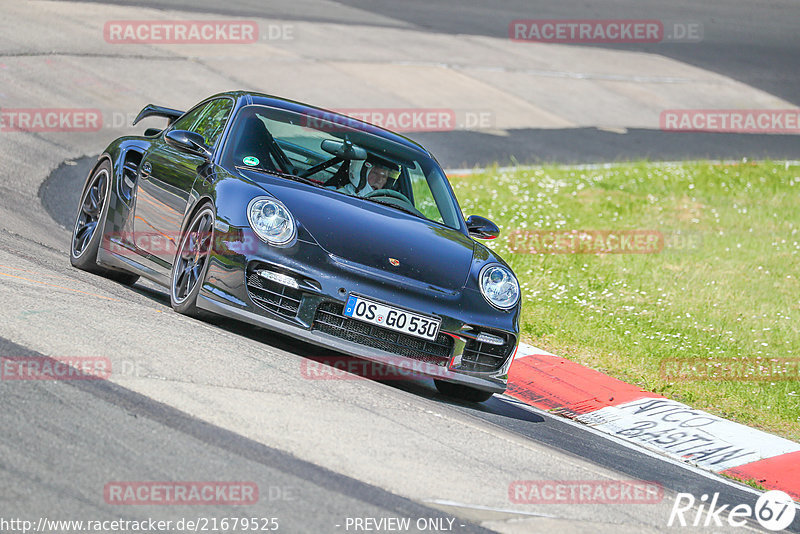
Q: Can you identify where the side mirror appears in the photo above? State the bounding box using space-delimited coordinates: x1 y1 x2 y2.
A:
165 129 213 160
466 215 499 240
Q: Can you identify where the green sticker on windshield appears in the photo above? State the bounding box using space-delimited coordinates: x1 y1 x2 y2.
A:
242 156 259 166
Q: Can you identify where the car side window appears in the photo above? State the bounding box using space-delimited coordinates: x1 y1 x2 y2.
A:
170 99 234 148
170 103 209 133
191 99 234 148
408 163 445 224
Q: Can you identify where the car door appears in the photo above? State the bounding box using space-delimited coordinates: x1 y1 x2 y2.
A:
133 98 233 267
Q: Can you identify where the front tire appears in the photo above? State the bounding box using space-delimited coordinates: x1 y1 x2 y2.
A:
170 204 215 317
70 160 139 286
434 380 494 403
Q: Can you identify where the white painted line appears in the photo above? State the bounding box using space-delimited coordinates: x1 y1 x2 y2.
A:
499 395 768 500
576 399 800 472
515 342 556 358
510 344 800 472
423 498 559 519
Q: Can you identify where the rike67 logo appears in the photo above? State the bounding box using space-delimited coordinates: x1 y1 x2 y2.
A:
669 490 796 531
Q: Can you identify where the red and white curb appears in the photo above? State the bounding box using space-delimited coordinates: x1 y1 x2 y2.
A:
506 343 800 500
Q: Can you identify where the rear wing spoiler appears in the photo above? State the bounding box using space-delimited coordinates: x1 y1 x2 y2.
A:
132 104 185 126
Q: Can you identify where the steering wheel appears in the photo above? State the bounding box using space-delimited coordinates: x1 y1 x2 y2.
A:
363 189 411 203
363 189 425 217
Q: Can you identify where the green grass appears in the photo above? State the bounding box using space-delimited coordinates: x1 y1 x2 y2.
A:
450 160 800 441
721 473 768 491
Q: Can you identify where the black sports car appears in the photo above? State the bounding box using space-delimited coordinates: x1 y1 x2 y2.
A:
70 91 521 402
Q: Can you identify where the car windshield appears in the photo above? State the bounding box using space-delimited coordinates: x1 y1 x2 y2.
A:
222 104 464 230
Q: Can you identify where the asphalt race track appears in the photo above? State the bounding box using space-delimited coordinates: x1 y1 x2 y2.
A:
2 1 799 533
77 0 800 167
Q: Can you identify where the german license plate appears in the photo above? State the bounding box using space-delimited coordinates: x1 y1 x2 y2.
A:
343 295 441 341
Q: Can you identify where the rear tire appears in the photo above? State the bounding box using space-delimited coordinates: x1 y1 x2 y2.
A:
434 380 494 403
70 160 139 286
170 204 215 318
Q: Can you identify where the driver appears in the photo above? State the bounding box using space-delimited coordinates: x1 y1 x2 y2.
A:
340 154 400 197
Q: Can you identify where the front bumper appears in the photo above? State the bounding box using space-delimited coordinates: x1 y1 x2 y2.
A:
198 227 519 394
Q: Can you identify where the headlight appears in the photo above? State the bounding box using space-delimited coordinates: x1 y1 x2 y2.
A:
247 197 296 246
479 264 520 310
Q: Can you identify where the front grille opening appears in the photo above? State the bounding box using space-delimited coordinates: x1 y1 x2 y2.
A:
246 270 302 319
461 333 515 372
312 302 452 364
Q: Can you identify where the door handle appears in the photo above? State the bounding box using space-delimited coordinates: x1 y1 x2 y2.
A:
141 161 152 176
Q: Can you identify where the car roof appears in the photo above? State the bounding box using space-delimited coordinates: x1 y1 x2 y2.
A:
209 91 433 158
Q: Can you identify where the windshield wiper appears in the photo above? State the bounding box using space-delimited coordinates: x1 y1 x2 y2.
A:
236 165 324 188
361 197 424 219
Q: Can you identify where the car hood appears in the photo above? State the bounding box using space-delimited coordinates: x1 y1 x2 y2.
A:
256 177 475 291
